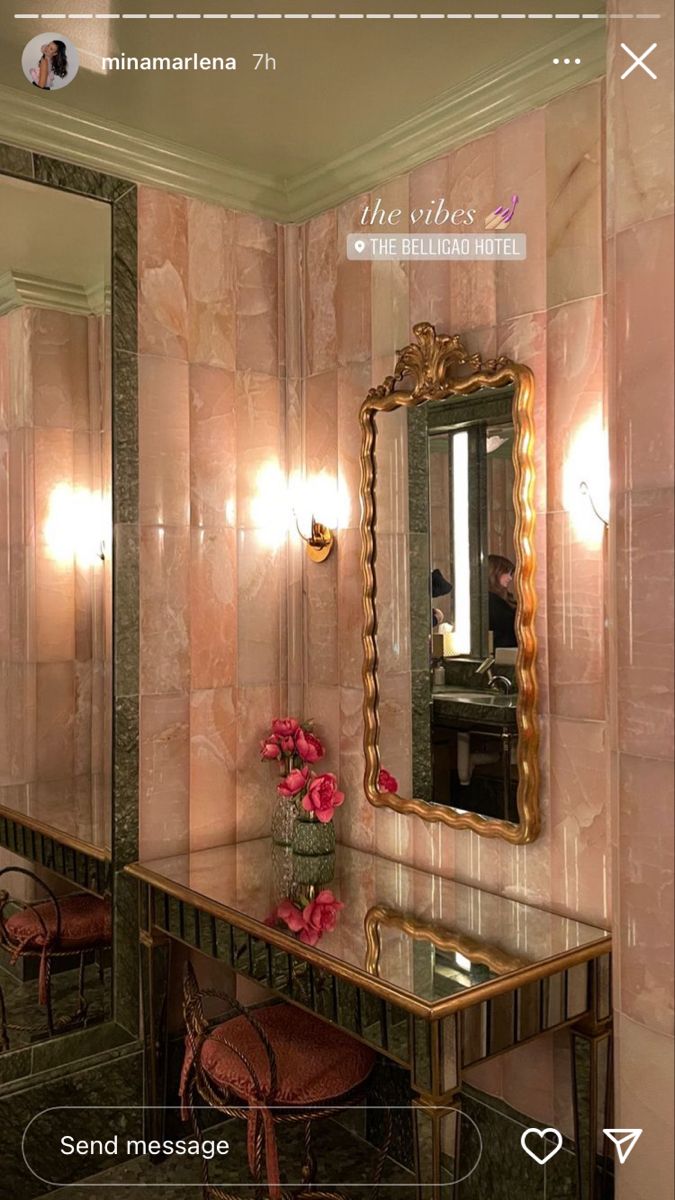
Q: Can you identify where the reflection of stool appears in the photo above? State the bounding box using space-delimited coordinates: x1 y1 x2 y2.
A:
180 961 392 1199
0 866 111 1049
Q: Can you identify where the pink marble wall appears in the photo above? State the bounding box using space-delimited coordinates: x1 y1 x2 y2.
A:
0 305 109 850
290 80 608 1130
606 2 674 1196
137 190 287 860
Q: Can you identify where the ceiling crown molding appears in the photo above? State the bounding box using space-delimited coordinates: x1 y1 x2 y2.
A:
0 269 108 317
0 22 604 224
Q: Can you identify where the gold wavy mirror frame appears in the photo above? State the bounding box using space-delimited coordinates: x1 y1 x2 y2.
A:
364 905 530 977
359 322 540 843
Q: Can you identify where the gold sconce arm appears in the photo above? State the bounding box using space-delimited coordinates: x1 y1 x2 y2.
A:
295 514 335 563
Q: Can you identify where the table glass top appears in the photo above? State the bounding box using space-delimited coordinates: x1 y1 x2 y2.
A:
133 839 609 1011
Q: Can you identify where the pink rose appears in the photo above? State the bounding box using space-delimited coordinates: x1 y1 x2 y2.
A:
277 766 310 798
302 773 345 823
280 736 296 754
295 729 325 764
271 718 299 738
378 768 398 794
274 899 306 933
302 890 344 938
260 738 281 760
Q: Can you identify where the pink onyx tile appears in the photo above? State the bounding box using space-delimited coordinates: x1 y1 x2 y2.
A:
495 108 547 322
546 295 604 513
2 663 36 783
375 533 410 677
409 154 452 328
73 659 93 777
615 487 674 759
497 310 547 515
9 543 35 665
462 1059 504 1102
545 82 603 308
305 552 339 687
336 685 374 853
234 370 282 529
190 526 236 691
607 1 674 236
374 805 415 867
378 670 412 799
546 510 606 721
337 526 363 690
33 427 73 539
452 828 506 897
336 192 372 366
74 556 95 663
614 1014 674 1200
235 683 281 841
303 209 337 376
29 309 90 431
0 316 9 431
36 661 74 781
236 530 283 687
187 198 236 370
370 176 411 361
235 211 278 256
614 214 674 492
35 545 75 662
412 818 455 879
138 187 188 360
338 361 371 531
373 405 409 535
617 753 674 1036
189 364 236 528
7 308 29 429
189 686 237 852
305 369 338 479
139 693 189 860
448 133 498 331
548 716 610 925
140 526 190 696
139 355 190 527
235 243 279 376
302 683 340 776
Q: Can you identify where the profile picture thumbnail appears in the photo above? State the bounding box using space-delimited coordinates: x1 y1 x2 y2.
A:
21 33 80 92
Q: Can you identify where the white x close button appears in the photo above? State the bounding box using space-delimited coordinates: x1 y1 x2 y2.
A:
620 42 658 80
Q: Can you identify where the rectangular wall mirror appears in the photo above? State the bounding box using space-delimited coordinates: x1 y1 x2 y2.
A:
361 323 540 844
0 172 113 1056
0 173 112 853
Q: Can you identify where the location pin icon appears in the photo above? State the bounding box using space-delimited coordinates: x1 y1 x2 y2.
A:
354 239 366 254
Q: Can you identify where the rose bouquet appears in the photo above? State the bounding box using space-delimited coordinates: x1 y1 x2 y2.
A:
262 718 344 849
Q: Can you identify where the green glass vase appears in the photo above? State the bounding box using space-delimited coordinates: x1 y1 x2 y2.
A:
292 812 336 857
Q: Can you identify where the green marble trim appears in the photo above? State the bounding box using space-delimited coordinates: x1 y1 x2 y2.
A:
0 1022 139 1095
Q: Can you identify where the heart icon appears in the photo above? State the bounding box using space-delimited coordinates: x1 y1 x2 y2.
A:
520 1127 563 1165
354 239 366 253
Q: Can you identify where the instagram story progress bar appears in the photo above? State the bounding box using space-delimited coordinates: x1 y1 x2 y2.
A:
347 233 527 260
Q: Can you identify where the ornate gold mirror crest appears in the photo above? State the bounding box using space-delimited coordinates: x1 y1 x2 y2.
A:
359 322 540 843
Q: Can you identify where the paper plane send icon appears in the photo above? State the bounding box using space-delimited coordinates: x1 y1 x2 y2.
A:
603 1129 643 1164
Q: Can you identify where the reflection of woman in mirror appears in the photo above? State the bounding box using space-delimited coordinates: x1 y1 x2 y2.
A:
488 554 517 648
31 40 68 90
431 568 452 629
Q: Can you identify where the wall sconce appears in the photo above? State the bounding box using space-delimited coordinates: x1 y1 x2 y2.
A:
579 480 609 529
295 515 335 563
562 415 609 547
292 471 339 563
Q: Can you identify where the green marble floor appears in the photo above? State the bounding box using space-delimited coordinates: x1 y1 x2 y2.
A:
0 961 111 1052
